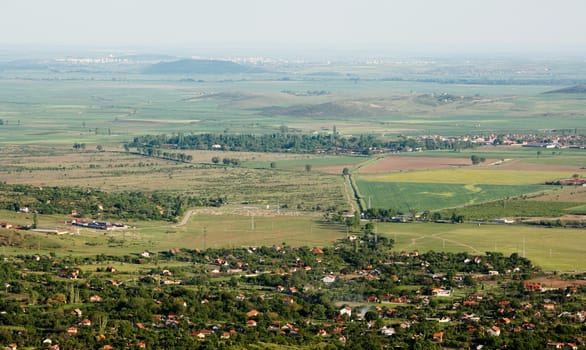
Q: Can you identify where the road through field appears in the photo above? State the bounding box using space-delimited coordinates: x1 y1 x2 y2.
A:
176 209 197 226
343 175 357 213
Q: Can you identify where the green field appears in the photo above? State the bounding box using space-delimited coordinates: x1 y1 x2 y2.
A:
0 146 350 212
438 200 586 219
376 222 586 272
385 147 586 161
359 168 580 185
2 72 586 145
355 180 548 212
0 208 346 256
242 155 367 172
4 214 584 272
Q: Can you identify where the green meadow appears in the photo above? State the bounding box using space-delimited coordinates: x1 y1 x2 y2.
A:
4 213 583 272
376 222 586 272
0 209 346 256
355 181 548 212
242 155 367 172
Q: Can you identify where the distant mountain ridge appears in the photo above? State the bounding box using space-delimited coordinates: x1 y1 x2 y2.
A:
143 59 263 74
544 85 586 94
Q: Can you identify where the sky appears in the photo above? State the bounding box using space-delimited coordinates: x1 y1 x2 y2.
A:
1 0 586 56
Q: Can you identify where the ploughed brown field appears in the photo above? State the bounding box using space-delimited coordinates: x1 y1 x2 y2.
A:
526 275 586 289
530 186 586 202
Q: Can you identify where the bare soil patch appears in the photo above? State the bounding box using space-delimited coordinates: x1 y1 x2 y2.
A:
526 274 586 288
360 156 474 173
529 186 586 202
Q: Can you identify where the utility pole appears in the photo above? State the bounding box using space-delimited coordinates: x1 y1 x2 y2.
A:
203 226 207 250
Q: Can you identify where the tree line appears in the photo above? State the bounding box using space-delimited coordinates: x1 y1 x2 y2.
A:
127 132 475 155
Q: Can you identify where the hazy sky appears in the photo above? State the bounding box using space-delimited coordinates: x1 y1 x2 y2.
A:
2 0 585 55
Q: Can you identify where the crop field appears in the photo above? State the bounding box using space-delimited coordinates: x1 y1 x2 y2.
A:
358 168 582 185
437 198 586 219
364 147 586 162
376 222 586 272
354 152 585 212
355 180 548 212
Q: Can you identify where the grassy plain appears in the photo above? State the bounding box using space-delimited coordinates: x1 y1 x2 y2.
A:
1 60 586 273
377 222 586 272
242 155 367 174
1 75 586 144
4 213 583 272
0 146 349 211
0 208 346 256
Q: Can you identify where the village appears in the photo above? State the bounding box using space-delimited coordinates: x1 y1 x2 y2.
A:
1 233 584 349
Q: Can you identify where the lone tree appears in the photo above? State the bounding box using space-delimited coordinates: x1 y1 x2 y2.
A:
211 156 220 164
305 164 312 172
470 155 486 165
342 167 350 176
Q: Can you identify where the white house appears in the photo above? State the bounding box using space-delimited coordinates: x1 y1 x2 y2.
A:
340 306 352 317
322 275 336 284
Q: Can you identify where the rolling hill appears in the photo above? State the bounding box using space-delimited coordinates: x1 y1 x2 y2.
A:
544 85 586 94
143 59 264 74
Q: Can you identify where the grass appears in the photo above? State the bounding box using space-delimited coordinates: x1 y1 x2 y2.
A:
1 75 586 144
388 147 586 161
0 146 350 212
376 222 586 272
242 155 368 173
1 63 586 276
358 169 579 185
355 180 548 212
3 211 584 272
0 209 346 256
172 212 346 248
437 199 583 219
566 204 586 215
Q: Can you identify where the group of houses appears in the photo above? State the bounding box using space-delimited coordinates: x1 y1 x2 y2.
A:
70 219 127 231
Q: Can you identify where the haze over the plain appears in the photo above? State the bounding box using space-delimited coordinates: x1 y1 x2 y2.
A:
1 0 585 56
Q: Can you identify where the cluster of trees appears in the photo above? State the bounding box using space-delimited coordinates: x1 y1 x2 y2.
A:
0 183 205 222
211 157 240 166
128 132 475 155
470 155 487 165
132 147 193 162
281 89 330 96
